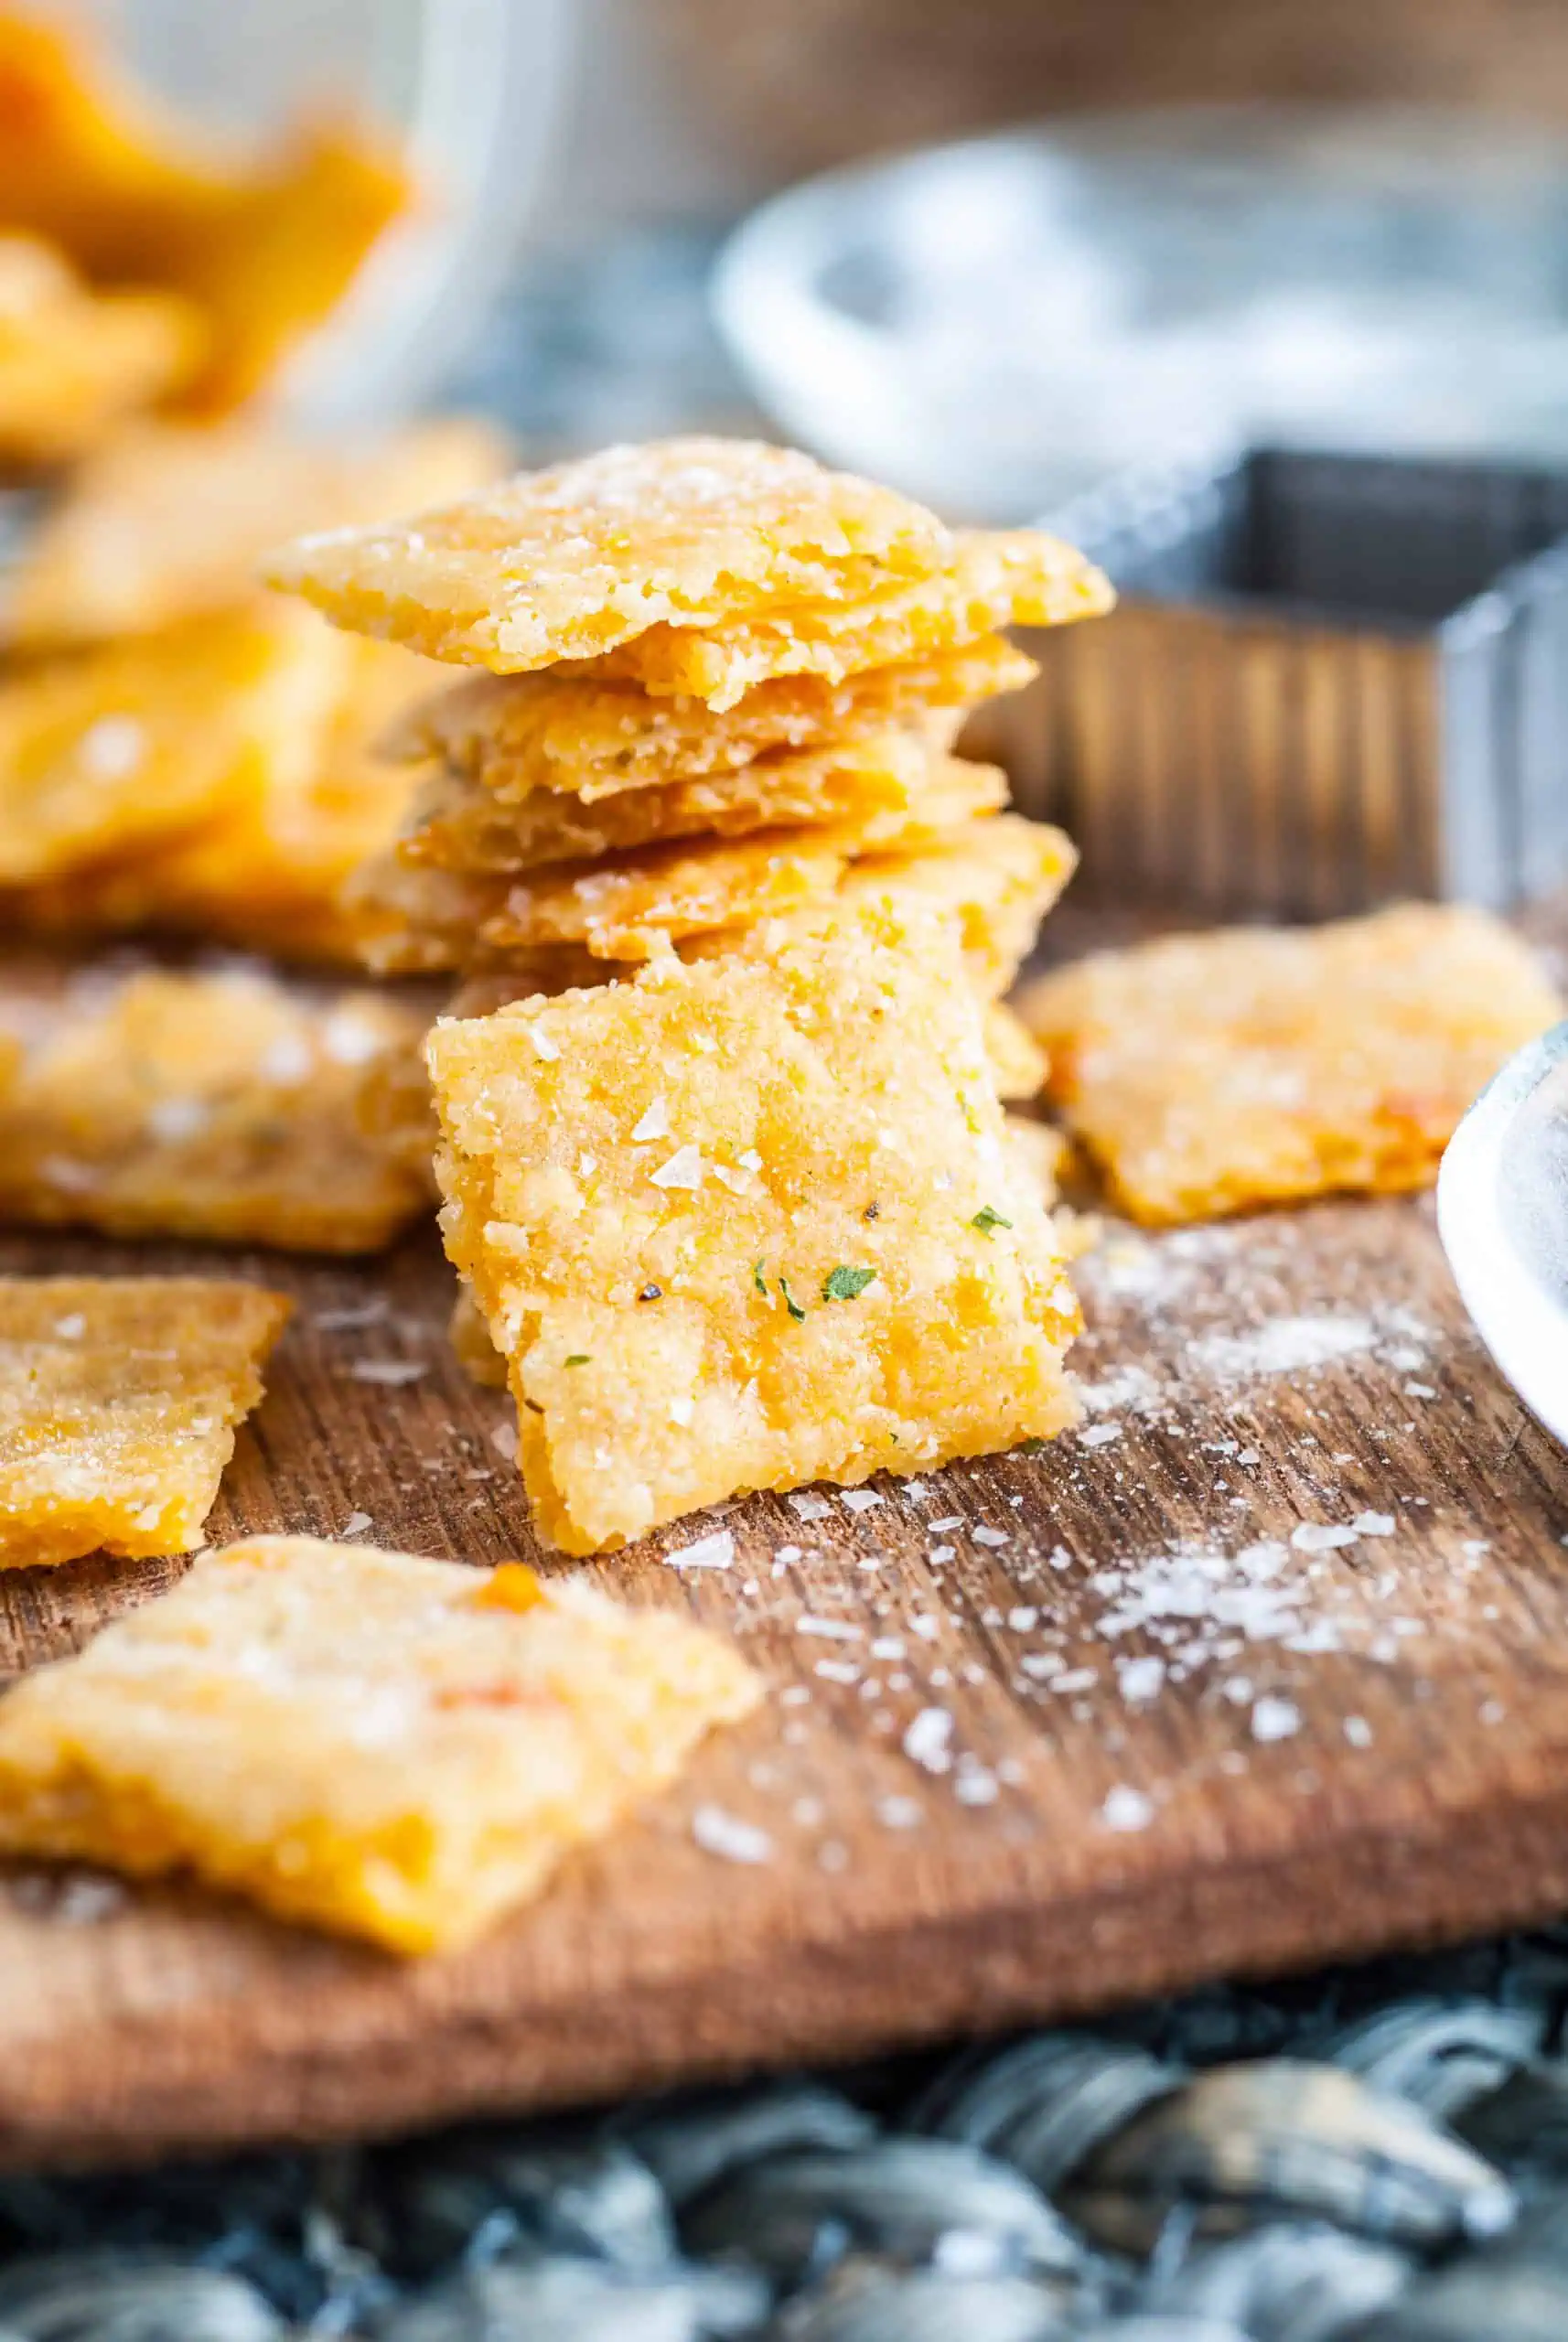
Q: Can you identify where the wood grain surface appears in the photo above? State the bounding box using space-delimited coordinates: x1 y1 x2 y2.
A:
5 960 1568 2167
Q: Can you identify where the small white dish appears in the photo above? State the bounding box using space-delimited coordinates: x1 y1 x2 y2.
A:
1437 1017 1568 1447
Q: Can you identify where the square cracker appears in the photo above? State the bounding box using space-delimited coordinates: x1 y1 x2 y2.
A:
0 602 347 889
0 1536 762 1952
6 416 507 650
1018 902 1563 1225
0 1277 289 1569
264 436 950 672
0 964 435 1252
397 723 991 876
427 897 1081 1554
579 529 1112 710
392 635 1038 803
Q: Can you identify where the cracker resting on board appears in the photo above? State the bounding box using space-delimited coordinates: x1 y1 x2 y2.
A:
0 1277 289 1568
428 898 1081 1554
0 1536 761 1952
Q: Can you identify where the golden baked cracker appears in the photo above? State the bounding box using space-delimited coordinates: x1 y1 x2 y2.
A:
1018 903 1563 1226
398 723 982 875
449 1286 507 1388
582 529 1112 710
0 1277 289 1569
0 1535 761 1952
390 635 1038 802
984 1002 1049 1102
428 898 1081 1554
0 602 347 888
0 964 434 1252
0 234 203 465
477 769 1015 963
845 815 1079 997
482 833 849 963
264 436 952 673
0 11 411 414
6 416 507 650
5 633 431 969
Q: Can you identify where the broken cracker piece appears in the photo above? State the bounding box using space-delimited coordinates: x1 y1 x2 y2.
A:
428 897 1080 1554
390 635 1038 803
0 963 435 1252
264 436 951 673
1018 902 1563 1224
0 1277 289 1569
0 1535 761 1950
6 416 508 650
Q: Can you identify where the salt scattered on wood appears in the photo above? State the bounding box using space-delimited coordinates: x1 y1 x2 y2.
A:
664 1529 735 1571
841 1489 885 1514
1291 1521 1361 1552
1101 1786 1155 1832
350 1359 426 1387
340 1511 372 1538
788 1492 832 1521
1251 1695 1302 1743
691 1805 773 1864
903 1707 954 1773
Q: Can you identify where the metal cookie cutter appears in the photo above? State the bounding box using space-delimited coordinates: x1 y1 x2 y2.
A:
980 447 1568 920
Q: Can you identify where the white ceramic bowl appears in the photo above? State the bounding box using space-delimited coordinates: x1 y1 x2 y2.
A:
714 106 1568 521
1438 1019 1568 1449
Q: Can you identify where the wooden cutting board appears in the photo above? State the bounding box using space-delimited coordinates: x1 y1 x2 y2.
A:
5 940 1568 2167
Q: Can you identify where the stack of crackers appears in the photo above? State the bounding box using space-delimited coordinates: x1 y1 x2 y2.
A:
261 439 1112 1551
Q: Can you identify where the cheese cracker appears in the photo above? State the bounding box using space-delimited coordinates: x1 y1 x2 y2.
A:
428 898 1081 1553
6 416 507 650
0 233 203 465
0 1536 761 1951
391 636 1037 803
0 964 434 1252
1018 903 1563 1224
264 436 951 672
0 1277 289 1569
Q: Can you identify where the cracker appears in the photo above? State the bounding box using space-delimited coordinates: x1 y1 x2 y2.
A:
845 815 1079 997
428 897 1080 1553
580 529 1112 710
0 1535 761 1951
391 635 1038 803
0 234 204 465
1018 903 1563 1225
6 417 507 650
1003 1113 1069 1205
265 436 953 673
0 12 412 414
449 1286 508 1388
0 602 347 888
0 1277 289 1569
399 723 993 875
983 1002 1049 1102
0 965 434 1252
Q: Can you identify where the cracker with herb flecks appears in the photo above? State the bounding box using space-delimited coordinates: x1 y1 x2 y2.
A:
397 724 997 876
427 897 1081 1554
263 436 952 674
1018 903 1563 1225
0 1535 761 1950
390 635 1037 802
6 416 507 650
579 529 1112 710
0 233 204 466
0 603 347 889
0 965 434 1252
0 1277 289 1569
